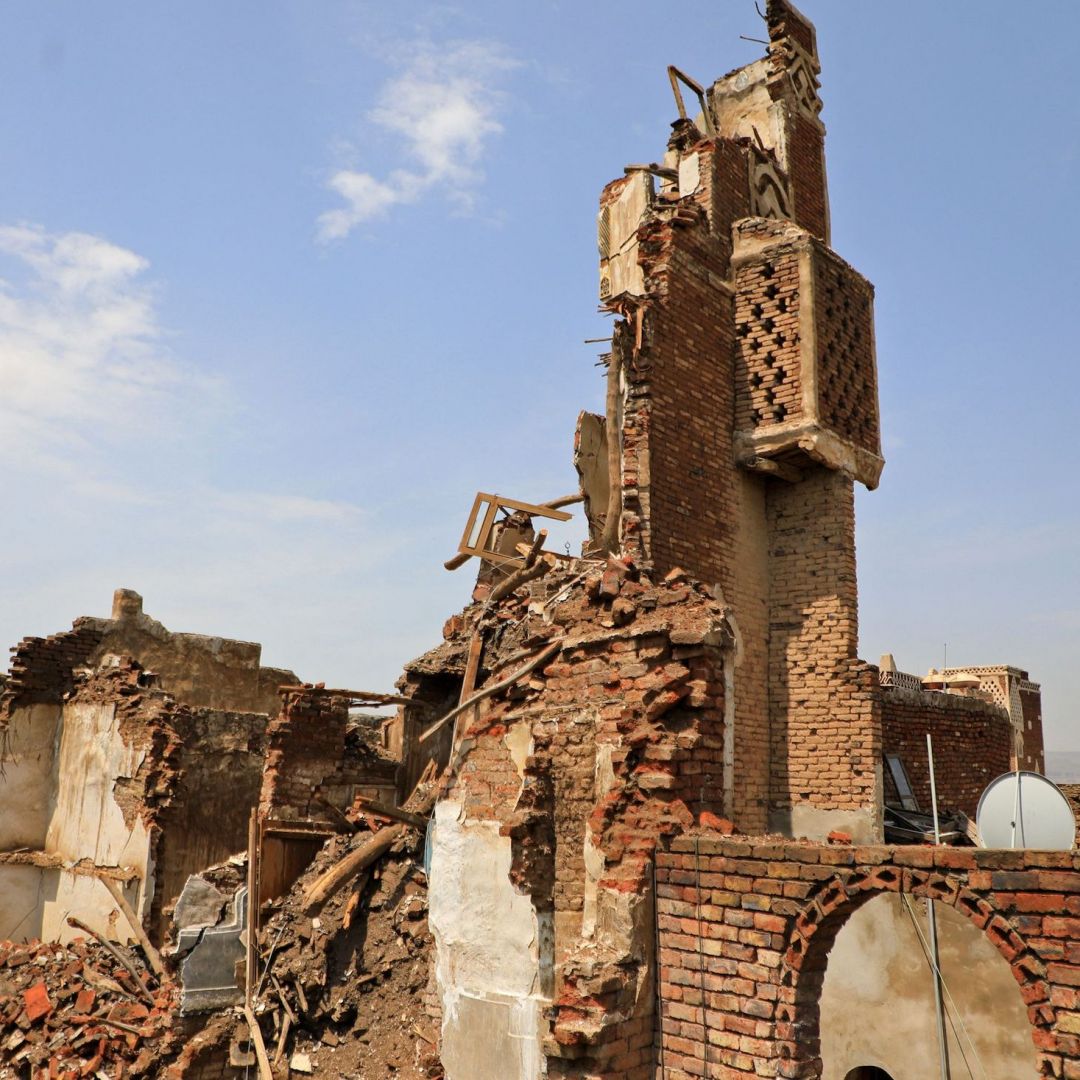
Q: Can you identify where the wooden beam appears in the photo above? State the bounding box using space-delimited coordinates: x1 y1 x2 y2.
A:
419 640 561 745
100 877 165 978
243 1005 274 1080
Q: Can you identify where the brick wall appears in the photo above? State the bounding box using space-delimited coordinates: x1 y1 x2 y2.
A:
618 139 774 833
765 0 829 243
425 566 734 1080
881 687 1012 818
767 468 880 825
785 114 828 242
813 246 878 454
0 618 107 720
259 690 398 823
656 835 1080 1078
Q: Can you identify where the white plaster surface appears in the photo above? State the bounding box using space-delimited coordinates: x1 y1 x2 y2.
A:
0 704 61 848
429 799 548 1080
0 865 50 941
41 702 152 942
820 893 1036 1080
772 804 878 844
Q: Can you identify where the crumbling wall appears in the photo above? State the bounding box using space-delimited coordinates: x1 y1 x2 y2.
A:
607 136 772 835
259 689 400 824
0 619 107 719
419 560 734 1080
656 835 1078 1078
0 658 270 948
0 589 295 725
152 704 268 939
881 687 1012 818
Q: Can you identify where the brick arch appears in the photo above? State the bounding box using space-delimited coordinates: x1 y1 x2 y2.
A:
774 866 1050 1078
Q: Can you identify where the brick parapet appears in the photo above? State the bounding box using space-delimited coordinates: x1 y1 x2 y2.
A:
656 836 1080 1078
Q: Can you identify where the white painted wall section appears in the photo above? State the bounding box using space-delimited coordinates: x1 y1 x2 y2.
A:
429 799 549 1080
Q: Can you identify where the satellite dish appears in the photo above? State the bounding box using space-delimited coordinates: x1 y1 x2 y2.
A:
976 771 1076 851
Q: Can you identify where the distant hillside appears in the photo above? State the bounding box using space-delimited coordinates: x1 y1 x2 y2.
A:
1046 751 1080 783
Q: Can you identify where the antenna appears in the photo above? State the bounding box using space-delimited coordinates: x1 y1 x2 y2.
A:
976 771 1075 851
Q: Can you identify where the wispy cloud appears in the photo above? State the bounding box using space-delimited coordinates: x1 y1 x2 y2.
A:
317 40 516 241
0 223 210 467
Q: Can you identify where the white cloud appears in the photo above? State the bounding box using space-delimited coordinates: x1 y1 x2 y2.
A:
0 220 417 687
0 223 205 465
317 40 516 240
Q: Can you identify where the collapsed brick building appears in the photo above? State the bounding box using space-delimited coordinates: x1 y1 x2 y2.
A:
0 2 1075 1079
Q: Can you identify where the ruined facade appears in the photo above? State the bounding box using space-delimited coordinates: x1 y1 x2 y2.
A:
0 3 1072 1079
0 590 293 950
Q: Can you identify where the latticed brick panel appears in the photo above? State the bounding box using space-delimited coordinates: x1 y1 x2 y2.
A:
734 251 803 430
814 250 878 453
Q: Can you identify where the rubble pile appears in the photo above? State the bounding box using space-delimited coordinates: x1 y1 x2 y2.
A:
243 820 440 1078
0 935 178 1079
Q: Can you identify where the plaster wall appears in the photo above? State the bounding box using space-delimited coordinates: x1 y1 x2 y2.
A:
0 865 49 940
0 703 61 848
429 800 549 1080
820 892 1035 1080
41 701 152 943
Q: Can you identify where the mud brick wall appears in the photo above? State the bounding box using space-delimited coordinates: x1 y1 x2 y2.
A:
656 836 1080 1079
766 468 880 823
0 619 106 719
734 247 803 432
153 705 268 934
881 687 1012 818
813 248 878 453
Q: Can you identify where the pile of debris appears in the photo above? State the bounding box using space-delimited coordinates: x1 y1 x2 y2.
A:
201 768 444 1080
0 934 177 1079
238 838 439 1078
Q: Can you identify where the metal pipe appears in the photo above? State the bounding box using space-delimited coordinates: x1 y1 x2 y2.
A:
926 734 951 1080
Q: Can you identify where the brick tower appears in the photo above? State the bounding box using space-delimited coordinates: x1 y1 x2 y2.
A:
591 0 884 839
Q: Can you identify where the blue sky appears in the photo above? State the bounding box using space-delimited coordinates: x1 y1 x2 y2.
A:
2 3 1078 749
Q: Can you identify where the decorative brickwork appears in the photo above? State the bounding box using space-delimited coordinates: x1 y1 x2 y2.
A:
813 247 878 454
657 836 1080 1079
734 250 803 430
731 219 882 486
881 687 1013 818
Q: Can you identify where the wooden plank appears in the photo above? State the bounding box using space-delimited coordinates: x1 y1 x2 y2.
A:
243 1005 274 1080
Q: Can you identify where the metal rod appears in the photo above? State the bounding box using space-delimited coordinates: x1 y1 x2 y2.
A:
926 734 951 1080
1011 767 1023 848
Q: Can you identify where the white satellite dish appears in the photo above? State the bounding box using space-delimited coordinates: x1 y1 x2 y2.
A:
976 771 1076 851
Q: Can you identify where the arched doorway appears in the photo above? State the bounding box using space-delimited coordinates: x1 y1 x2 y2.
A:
820 893 1035 1079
